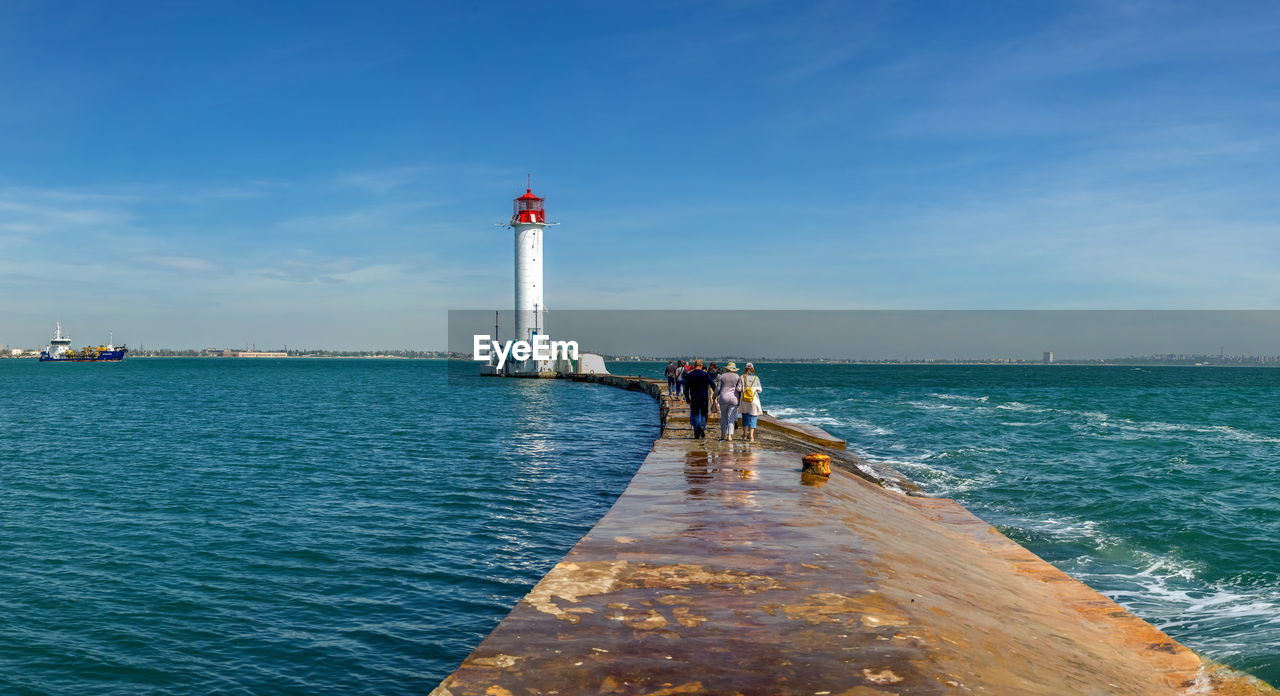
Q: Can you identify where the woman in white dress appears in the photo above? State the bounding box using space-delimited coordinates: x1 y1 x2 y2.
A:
738 363 763 443
714 362 743 441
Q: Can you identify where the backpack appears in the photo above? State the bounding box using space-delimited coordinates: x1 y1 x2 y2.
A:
742 375 756 402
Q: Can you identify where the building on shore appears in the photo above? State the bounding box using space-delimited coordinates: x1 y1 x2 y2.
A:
202 349 288 358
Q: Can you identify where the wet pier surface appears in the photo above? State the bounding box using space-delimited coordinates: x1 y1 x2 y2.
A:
433 376 1276 695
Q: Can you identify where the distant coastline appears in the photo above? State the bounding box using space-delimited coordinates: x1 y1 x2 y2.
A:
5 350 1276 367
130 355 450 360
0 350 459 360
594 355 1280 367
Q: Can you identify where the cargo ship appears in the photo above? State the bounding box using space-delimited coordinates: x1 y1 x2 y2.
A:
39 323 127 362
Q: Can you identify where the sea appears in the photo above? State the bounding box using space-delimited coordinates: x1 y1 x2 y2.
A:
0 358 1275 693
0 359 655 695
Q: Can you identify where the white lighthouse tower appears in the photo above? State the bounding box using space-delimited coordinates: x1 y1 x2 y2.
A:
480 183 605 378
510 186 549 346
489 184 563 377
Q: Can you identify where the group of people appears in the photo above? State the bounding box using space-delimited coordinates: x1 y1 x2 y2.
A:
664 360 764 442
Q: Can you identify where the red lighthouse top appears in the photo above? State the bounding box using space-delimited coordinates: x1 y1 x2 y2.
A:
512 188 546 224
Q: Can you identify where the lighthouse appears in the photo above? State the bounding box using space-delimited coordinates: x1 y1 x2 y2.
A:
509 187 549 346
478 184 607 378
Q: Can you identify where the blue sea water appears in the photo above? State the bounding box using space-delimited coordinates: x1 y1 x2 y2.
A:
3 359 1276 692
634 362 1279 684
0 359 656 695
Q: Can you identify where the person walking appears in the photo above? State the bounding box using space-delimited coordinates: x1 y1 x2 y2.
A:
715 362 743 441
664 361 678 395
674 361 687 398
683 361 715 439
738 363 764 443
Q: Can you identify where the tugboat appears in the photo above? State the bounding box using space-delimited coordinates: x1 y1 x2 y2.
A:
38 323 127 362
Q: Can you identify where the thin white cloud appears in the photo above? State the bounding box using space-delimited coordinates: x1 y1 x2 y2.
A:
0 194 131 228
332 162 517 195
136 255 225 274
277 202 438 233
335 165 435 194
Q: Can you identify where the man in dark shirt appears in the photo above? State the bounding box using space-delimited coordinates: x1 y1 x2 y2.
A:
683 360 715 439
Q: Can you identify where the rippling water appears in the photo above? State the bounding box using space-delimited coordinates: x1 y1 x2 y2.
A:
9 359 1276 691
628 362 1279 684
0 359 656 695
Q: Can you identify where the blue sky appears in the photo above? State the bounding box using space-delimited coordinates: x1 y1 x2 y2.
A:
2 1 1278 349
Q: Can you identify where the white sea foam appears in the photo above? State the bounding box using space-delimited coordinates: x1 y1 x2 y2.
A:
928 446 1009 463
1064 412 1280 445
989 400 1280 445
839 417 895 436
904 400 966 411
978 512 1280 664
1112 420 1280 444
929 392 990 403
1094 570 1280 656
795 416 843 426
995 401 1050 413
860 440 1278 662
854 462 909 494
998 513 1280 661
1015 515 1124 550
770 407 896 436
852 448 989 495
767 406 815 418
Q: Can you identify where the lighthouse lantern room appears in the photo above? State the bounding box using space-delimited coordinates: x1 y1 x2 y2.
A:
513 189 546 224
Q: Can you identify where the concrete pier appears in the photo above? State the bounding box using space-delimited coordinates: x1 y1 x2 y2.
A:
433 375 1277 695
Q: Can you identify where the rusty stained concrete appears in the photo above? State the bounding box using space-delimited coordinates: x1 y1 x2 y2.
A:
432 376 1276 696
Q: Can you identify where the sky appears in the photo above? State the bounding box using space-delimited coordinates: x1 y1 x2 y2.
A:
2 0 1279 350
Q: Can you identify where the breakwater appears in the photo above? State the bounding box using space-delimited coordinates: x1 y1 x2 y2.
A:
433 373 1277 695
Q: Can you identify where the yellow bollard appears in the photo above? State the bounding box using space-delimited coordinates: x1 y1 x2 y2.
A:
802 453 832 477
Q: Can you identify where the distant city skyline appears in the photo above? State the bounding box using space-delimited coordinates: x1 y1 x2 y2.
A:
447 310 1280 362
3 2 1280 349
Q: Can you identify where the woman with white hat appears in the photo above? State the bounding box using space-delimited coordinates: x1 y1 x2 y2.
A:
714 362 743 441
738 363 764 443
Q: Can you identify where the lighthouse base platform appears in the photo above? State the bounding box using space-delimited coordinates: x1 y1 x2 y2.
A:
479 353 609 379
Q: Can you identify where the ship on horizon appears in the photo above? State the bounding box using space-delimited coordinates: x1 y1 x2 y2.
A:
39 323 127 362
